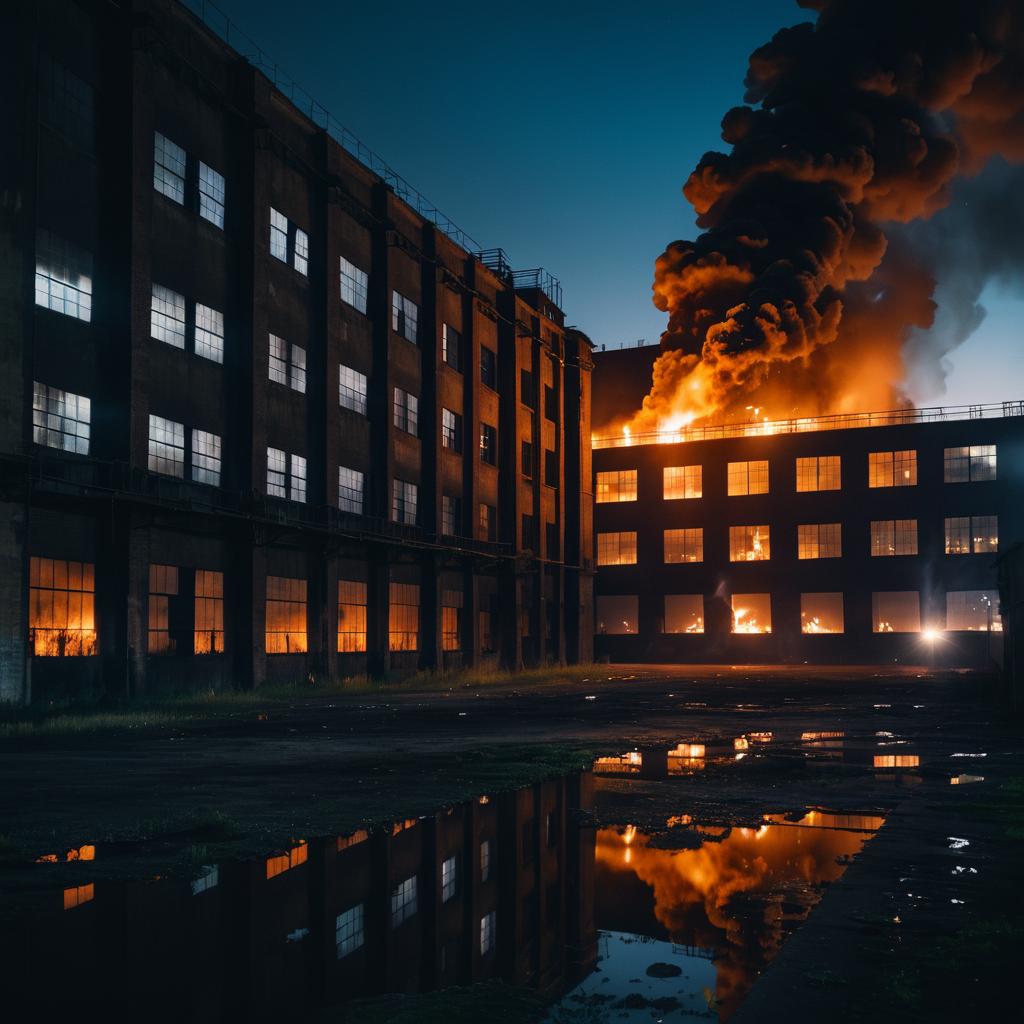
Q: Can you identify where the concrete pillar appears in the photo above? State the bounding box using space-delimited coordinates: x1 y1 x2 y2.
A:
0 500 28 703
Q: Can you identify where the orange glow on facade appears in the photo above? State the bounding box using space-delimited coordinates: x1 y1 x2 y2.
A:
63 884 94 910
266 841 308 879
29 557 97 656
873 754 920 768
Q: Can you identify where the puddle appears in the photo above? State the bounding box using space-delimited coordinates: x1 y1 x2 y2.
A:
2 770 883 1022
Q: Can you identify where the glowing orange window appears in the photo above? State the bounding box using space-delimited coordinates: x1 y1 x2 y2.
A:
29 557 96 656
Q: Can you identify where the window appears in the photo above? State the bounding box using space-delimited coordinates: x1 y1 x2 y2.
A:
198 162 225 228
338 580 367 652
194 304 224 364
29 557 96 656
265 576 307 653
293 228 309 276
191 865 218 896
393 387 419 435
390 876 418 926
339 365 368 415
946 590 1001 632
544 450 558 488
480 606 495 653
39 55 95 150
521 514 536 552
544 384 558 423
35 230 92 321
729 525 770 561
336 905 365 959
338 466 364 514
442 408 462 452
289 455 307 503
266 448 306 502
194 570 224 654
596 595 639 635
944 445 996 482
480 346 497 389
389 582 419 651
391 290 419 343
150 284 186 348
340 256 368 313
596 470 637 503
442 323 461 370
597 532 637 566
480 839 492 882
154 132 186 204
480 423 498 465
797 523 842 559
269 208 308 275
869 450 917 488
728 460 768 496
442 589 463 651
191 429 222 486
269 208 288 260
392 479 418 525
945 515 998 555
731 593 771 633
148 415 185 478
796 455 840 492
520 369 536 408
268 334 305 392
546 520 559 559
148 564 179 654
664 595 703 634
801 593 844 634
872 591 920 633
442 495 461 536
442 856 457 902
521 441 534 478
32 382 90 455
664 528 703 563
480 911 496 956
871 519 918 556
664 464 702 500
479 503 496 542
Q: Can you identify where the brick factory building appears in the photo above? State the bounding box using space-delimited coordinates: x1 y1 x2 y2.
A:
592 345 1024 667
0 0 595 703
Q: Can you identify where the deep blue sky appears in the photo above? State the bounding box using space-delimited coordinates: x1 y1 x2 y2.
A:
211 0 1022 407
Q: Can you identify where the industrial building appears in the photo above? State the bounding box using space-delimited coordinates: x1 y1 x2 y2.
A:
0 0 595 703
592 345 1024 666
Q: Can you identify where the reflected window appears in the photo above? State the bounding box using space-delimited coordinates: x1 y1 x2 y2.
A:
872 591 920 633
389 582 420 651
193 303 224 364
338 580 367 653
393 387 419 435
32 381 90 456
194 570 224 654
597 531 637 566
729 525 770 561
35 230 92 322
336 904 365 958
944 515 997 554
191 429 222 486
797 522 841 559
266 448 306 503
392 478 418 525
728 460 768 496
150 284 186 348
148 415 185 478
596 469 637 503
946 590 1001 632
801 593 844 634
480 911 496 955
29 557 96 656
442 856 457 902
731 593 771 633
664 594 703 634
664 528 703 563
871 519 917 557
944 445 996 482
596 595 638 635
391 290 419 343
338 466 364 514
269 207 308 275
265 576 307 653
268 334 305 392
391 875 418 926
869 450 917 487
340 256 368 314
339 364 368 415
664 464 702 500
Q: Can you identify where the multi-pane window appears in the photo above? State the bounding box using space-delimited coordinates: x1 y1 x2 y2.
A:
480 839 492 882
664 594 704 634
797 523 842 559
442 323 461 371
728 460 769 496
392 479 418 525
441 856 457 902
480 911 496 956
154 132 186 204
338 580 368 653
664 465 702 500
150 285 186 348
520 369 536 409
335 905 365 959
480 423 498 465
479 503 496 542
442 589 463 651
35 230 92 322
266 448 306 502
480 346 497 390
268 335 306 392
664 528 703 563
442 408 462 452
944 445 997 482
289 454 307 503
191 429 222 486
391 290 419 343
198 162 225 228
944 515 998 554
39 55 95 150
265 576 308 653
393 387 419 435
442 495 461 537
270 208 288 261
870 519 918 556
29 557 96 656
339 365 368 415
729 525 770 561
389 582 420 651
521 441 534 478
148 415 185 478
268 208 308 275
339 256 368 314
946 590 1001 632
596 595 639 635
731 593 772 634
872 591 920 633
796 455 840 492
391 875 418 926
596 470 637 503
32 382 90 455
293 227 309 276
147 564 179 654
597 531 638 566
194 570 224 654
869 450 917 488
194 304 224 364
338 466 364 514
801 592 844 634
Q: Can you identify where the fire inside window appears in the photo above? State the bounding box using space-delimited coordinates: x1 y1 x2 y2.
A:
663 464 701 500
389 582 420 652
147 564 179 654
597 531 637 566
797 522 841 559
337 580 367 653
872 591 920 633
870 519 918 557
727 460 768 496
731 593 771 634
194 570 224 654
29 557 96 656
442 590 463 651
596 595 638 635
664 594 703 634
596 469 637 503
944 515 998 554
796 455 840 492
265 576 308 654
729 525 770 562
869 450 917 488
664 528 703 563
801 592 844 634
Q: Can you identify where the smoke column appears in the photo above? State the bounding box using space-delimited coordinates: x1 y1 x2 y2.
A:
627 0 1024 435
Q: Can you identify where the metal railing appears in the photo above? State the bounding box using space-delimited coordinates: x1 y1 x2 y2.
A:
592 400 1024 449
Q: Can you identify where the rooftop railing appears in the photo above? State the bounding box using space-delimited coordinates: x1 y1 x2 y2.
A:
592 400 1024 449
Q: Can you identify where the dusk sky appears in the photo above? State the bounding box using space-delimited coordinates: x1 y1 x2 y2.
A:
212 0 1023 408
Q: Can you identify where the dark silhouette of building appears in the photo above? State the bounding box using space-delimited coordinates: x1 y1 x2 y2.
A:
0 0 595 702
592 346 1024 666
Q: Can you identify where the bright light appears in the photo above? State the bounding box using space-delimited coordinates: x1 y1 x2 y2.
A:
922 628 943 642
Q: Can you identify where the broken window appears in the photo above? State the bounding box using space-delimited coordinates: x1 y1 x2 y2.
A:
340 256 369 313
731 593 771 634
339 364 368 415
338 466 364 514
596 469 637 503
32 382 90 455
664 528 703 563
663 464 702 500
871 519 917 556
35 230 92 322
797 522 841 559
869 450 917 488
393 387 419 435
872 591 920 633
597 531 637 566
338 580 367 652
442 589 463 651
389 582 420 651
392 478 418 525
796 455 840 492
269 207 308 275
729 525 770 561
265 576 307 653
596 595 639 635
944 445 996 482
148 415 185 478
391 290 419 343
29 557 96 656
664 594 704 634
442 408 462 452
801 592 844 634
946 590 1001 632
194 569 224 654
147 564 179 654
944 515 997 554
